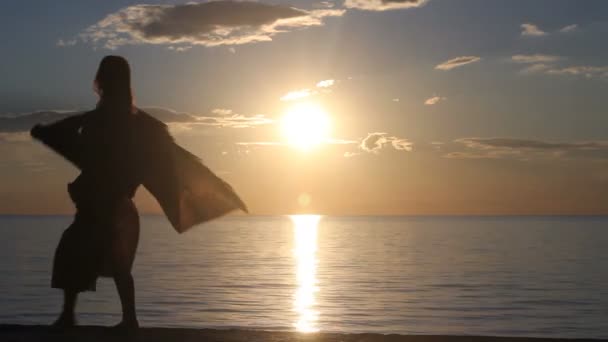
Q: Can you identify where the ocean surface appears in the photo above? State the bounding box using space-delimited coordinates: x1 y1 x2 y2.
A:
1 215 607 338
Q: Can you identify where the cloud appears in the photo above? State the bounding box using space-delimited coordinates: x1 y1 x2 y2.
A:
424 96 446 105
280 89 313 101
327 138 358 145
511 54 562 64
344 0 429 11
235 141 284 146
75 1 345 49
519 23 579 37
519 63 553 74
314 1 337 9
511 54 563 74
391 138 413 151
511 54 608 79
559 24 578 33
446 137 608 160
0 111 73 133
141 107 202 123
56 39 77 47
154 107 274 128
435 56 481 71
545 65 608 79
316 79 335 88
281 79 337 101
237 138 355 147
167 45 192 52
457 138 583 150
211 108 234 116
521 23 547 37
359 132 412 154
521 64 608 80
360 132 387 152
234 137 356 155
0 107 274 134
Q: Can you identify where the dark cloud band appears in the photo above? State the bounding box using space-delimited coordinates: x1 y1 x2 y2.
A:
0 107 273 133
74 1 344 49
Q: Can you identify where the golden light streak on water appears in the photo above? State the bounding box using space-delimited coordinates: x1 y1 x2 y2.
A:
291 215 320 333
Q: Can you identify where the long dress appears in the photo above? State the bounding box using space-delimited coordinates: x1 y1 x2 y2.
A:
31 107 247 292
33 108 141 291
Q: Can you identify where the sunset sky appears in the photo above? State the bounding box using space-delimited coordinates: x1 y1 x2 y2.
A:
1 0 607 215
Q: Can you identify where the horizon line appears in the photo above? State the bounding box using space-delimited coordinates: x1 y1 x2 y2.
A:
2 213 607 218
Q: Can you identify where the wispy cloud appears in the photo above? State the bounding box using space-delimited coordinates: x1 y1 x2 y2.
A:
457 138 582 150
74 1 344 49
150 107 274 128
511 54 608 79
521 23 547 37
235 141 284 146
344 0 429 11
236 138 356 149
519 63 553 74
315 1 337 9
559 24 578 33
545 65 608 79
316 79 335 88
280 89 313 102
167 46 192 52
357 132 413 154
56 39 77 47
281 79 337 101
511 54 562 64
361 132 388 153
520 23 579 37
0 111 73 133
518 62 608 80
424 96 446 105
511 54 563 74
212 108 233 116
446 137 608 161
435 56 481 71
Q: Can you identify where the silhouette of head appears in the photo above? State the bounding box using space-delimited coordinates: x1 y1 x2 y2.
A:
94 55 134 114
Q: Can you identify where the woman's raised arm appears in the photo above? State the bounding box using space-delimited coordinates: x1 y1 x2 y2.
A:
31 113 87 169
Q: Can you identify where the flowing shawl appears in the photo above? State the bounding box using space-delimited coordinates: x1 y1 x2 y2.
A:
31 109 248 233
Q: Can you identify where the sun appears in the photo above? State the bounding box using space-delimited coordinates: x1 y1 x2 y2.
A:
281 103 331 151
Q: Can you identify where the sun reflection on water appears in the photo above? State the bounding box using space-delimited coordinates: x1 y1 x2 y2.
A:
291 215 320 333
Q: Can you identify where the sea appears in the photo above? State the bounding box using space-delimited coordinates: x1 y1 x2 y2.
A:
1 215 607 338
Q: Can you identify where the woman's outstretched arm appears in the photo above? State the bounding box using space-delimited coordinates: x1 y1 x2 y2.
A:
31 114 87 169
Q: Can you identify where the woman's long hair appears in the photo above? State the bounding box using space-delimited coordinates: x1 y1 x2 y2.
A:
94 55 135 115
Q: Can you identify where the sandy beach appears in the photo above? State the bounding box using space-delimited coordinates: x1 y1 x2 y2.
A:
1 325 605 342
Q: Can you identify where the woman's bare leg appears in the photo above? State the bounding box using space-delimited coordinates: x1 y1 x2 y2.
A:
53 290 77 327
114 272 138 328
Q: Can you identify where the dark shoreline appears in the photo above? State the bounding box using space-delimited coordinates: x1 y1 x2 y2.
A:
1 325 605 342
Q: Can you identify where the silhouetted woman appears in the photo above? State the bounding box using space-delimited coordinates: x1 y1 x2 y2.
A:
31 56 141 329
31 55 248 330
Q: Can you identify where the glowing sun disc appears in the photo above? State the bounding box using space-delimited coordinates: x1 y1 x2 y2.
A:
281 103 330 151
